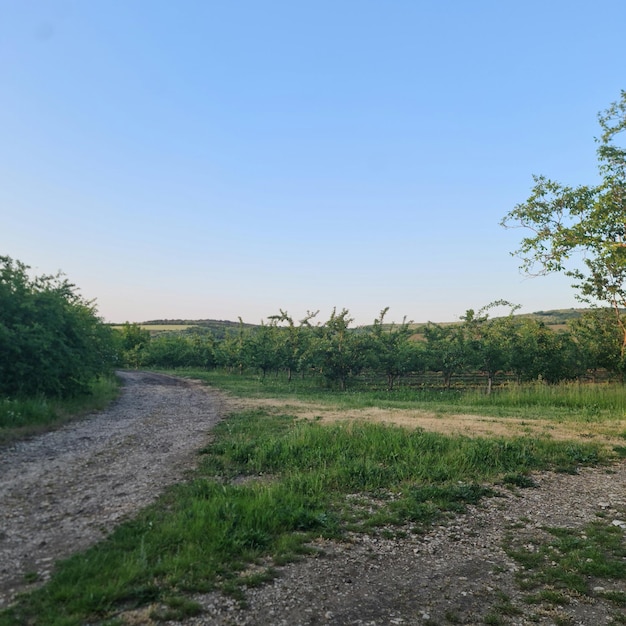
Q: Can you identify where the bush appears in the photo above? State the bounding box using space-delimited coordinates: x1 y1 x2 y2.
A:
0 256 117 397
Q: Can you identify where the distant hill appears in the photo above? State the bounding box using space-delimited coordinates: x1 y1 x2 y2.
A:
516 309 588 326
139 318 257 339
126 309 599 336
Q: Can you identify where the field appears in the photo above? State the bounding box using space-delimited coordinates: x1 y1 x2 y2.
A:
1 370 625 625
110 324 197 334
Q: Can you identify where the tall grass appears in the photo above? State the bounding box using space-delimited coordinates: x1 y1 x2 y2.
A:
0 375 121 444
174 369 626 422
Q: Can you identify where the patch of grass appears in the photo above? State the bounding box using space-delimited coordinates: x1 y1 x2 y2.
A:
177 369 626 423
149 595 203 621
598 590 626 606
502 472 538 489
504 516 626 613
491 590 523 616
613 445 626 458
0 375 121 445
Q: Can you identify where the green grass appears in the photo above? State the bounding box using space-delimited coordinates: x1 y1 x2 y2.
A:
505 517 626 611
0 375 121 445
173 369 626 423
1 399 613 626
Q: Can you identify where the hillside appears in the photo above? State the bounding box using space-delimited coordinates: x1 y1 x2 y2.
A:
122 308 596 336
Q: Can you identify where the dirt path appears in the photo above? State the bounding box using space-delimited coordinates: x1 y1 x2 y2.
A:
0 371 224 607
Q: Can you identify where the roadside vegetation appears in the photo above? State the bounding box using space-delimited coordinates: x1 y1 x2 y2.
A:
0 256 121 442
0 375 120 445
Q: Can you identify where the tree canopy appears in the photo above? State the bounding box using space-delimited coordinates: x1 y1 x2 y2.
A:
501 90 626 355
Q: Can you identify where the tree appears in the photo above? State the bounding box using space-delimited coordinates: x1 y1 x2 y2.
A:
311 308 367 390
569 308 623 379
368 308 422 390
501 91 626 358
117 322 151 368
267 309 318 381
142 333 215 369
461 301 519 394
215 318 248 374
0 256 116 397
508 318 560 382
242 320 282 379
422 322 467 389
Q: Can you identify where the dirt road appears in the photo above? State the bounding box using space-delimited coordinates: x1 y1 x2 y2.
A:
0 371 223 607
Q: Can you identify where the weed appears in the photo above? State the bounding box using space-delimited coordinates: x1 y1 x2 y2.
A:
505 516 626 618
502 472 538 488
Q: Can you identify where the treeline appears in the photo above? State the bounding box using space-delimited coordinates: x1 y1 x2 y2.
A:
118 303 626 392
3 253 624 400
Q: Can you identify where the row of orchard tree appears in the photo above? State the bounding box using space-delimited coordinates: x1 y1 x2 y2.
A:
119 302 626 392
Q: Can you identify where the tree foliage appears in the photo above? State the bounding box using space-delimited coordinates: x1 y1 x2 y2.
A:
501 91 626 355
0 256 116 397
369 308 424 390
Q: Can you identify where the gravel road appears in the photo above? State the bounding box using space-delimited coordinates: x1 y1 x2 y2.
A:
0 370 224 607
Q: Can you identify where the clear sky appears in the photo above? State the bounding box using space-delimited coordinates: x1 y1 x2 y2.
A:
2 1 625 325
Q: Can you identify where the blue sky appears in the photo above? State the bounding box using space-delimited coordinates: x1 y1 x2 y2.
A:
2 1 625 325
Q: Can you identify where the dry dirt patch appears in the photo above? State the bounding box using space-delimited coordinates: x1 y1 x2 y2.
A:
229 396 626 447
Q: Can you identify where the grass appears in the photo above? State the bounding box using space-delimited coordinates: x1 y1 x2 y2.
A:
504 516 626 616
174 369 626 423
0 369 623 625
1 396 614 626
0 375 121 445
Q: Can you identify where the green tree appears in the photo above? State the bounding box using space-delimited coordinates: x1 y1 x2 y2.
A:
423 322 467 389
569 308 623 379
215 318 248 373
242 320 282 379
501 91 626 357
268 309 318 381
0 256 116 397
142 333 215 369
311 308 367 391
117 322 151 368
368 308 423 390
508 318 558 382
461 301 519 394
